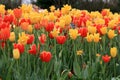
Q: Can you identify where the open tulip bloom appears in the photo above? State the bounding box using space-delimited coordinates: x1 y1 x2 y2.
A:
0 4 120 80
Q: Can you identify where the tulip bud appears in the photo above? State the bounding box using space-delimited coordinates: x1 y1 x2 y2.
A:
9 32 15 42
110 47 117 58
13 49 20 59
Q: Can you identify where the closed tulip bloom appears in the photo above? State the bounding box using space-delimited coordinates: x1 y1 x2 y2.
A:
9 32 15 42
39 34 46 45
29 44 37 55
93 33 101 43
0 27 10 41
102 55 111 63
27 25 33 33
13 8 22 19
13 49 20 59
110 47 117 58
40 51 52 62
69 29 79 40
107 30 117 39
56 35 66 44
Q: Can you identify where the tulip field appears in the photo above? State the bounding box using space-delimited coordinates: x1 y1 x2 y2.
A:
1 4 120 80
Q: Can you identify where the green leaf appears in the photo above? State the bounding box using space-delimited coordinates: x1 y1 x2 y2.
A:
73 59 81 78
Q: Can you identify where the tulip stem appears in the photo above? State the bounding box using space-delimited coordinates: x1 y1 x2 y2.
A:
89 43 91 65
114 59 116 77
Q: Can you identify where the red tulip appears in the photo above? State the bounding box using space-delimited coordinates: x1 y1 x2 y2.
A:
14 43 24 54
34 23 42 30
56 35 66 44
0 21 10 30
39 34 46 45
49 32 54 39
13 8 22 19
29 44 37 55
78 27 88 37
104 18 110 26
27 34 34 44
40 51 52 62
19 18 31 25
102 55 111 63
0 27 10 40
45 22 54 32
3 14 14 23
1 41 5 48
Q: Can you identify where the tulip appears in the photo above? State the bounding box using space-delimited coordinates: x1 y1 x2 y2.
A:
9 32 15 42
13 49 20 60
0 5 5 14
56 35 66 44
88 26 96 34
18 32 28 45
27 34 34 44
107 30 117 39
13 8 22 19
14 43 24 54
39 34 46 45
110 47 117 58
69 29 79 40
29 44 37 55
40 51 52 62
102 55 111 63
45 22 54 32
86 33 93 42
51 28 60 38
78 27 88 37
93 33 101 43
100 27 107 35
50 5 55 12
0 27 10 40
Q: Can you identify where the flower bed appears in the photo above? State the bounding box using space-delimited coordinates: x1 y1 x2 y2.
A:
0 4 120 80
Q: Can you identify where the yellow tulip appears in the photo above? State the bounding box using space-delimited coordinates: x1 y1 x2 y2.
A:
93 33 101 43
76 50 83 56
51 28 60 38
0 5 5 14
86 33 93 42
13 49 20 60
9 32 15 42
100 27 107 35
107 30 117 39
59 20 65 28
48 12 56 21
108 20 117 29
88 26 96 34
69 29 79 40
27 25 33 33
50 5 55 12
110 47 117 58
18 32 28 45
20 4 32 13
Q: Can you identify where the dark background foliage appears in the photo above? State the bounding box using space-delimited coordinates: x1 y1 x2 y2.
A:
0 0 120 12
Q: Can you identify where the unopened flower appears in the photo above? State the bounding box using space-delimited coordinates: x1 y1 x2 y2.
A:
110 47 117 58
13 49 20 60
9 32 15 42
